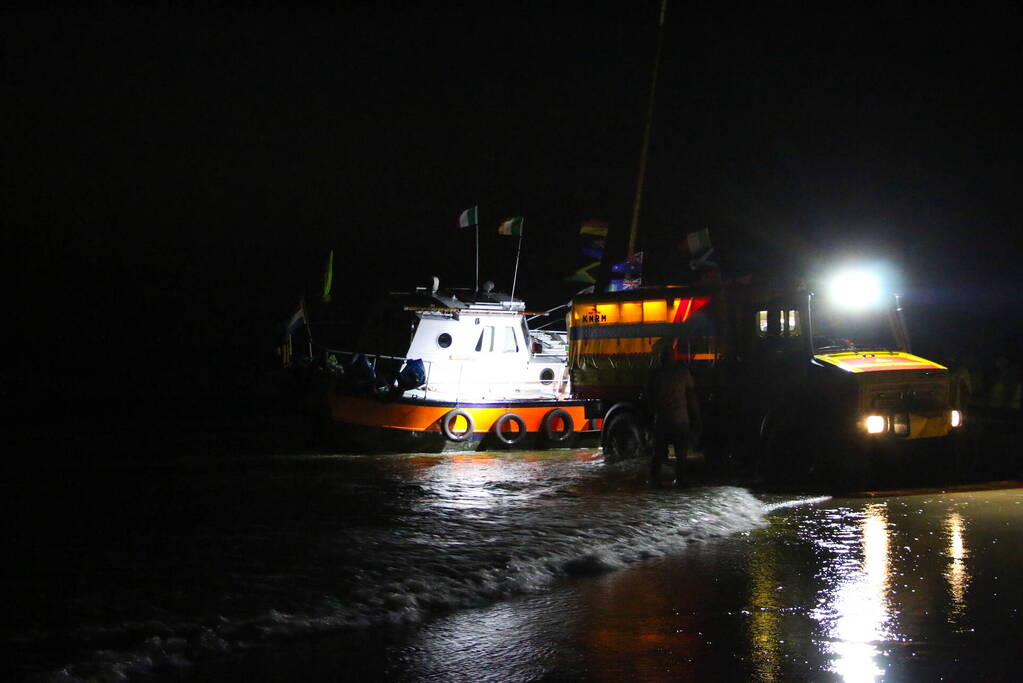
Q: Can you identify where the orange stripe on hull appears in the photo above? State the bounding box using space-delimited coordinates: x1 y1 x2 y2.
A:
330 397 448 430
329 396 589 433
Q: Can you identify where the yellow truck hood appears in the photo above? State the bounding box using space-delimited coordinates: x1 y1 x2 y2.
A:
814 351 947 374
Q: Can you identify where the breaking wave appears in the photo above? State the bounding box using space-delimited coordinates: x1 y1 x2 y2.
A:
25 452 825 681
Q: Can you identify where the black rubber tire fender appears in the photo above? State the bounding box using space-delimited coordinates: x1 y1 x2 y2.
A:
440 409 475 442
541 408 574 443
492 413 528 446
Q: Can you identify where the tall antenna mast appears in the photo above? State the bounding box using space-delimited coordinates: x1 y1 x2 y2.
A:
510 227 524 302
626 0 668 258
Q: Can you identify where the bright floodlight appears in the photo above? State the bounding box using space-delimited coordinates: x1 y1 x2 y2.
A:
827 269 883 309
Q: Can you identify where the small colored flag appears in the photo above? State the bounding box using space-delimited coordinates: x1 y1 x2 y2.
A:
607 278 642 292
458 206 478 228
678 228 712 256
498 217 524 236
611 251 643 275
286 300 306 335
678 229 716 271
321 249 334 303
581 239 605 261
565 261 600 284
608 252 643 291
579 220 608 237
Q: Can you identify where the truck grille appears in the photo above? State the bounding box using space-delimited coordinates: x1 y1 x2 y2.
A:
869 382 947 413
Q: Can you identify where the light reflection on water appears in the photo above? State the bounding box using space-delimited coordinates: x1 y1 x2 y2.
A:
836 504 891 682
945 511 970 624
804 503 893 682
422 450 602 510
387 486 1018 683
23 448 785 681
801 500 983 681
745 502 896 682
18 444 1014 682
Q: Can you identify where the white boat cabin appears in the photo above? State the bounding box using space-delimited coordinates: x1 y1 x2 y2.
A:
348 283 570 402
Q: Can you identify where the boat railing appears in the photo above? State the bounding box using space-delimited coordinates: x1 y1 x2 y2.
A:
320 348 570 400
322 347 433 388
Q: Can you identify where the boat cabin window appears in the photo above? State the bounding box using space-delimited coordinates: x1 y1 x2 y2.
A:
437 333 452 349
503 327 519 353
475 326 494 352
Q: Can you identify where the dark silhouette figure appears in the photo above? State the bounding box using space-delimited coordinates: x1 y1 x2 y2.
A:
646 342 701 486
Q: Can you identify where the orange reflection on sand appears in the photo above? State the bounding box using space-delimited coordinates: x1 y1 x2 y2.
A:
743 529 784 682
579 569 717 682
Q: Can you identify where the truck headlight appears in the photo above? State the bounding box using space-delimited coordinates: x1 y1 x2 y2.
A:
865 415 887 434
891 413 910 436
950 409 963 428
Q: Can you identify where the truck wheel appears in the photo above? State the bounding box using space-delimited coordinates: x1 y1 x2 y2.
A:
827 439 873 492
702 429 740 472
602 412 647 463
759 419 818 488
757 423 783 482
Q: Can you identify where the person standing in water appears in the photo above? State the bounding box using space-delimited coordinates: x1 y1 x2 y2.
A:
646 341 701 486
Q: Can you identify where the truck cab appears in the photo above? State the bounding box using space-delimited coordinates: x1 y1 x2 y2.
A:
568 272 962 485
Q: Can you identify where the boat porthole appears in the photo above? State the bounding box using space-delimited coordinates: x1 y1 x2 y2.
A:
539 368 555 385
441 409 474 441
437 333 452 349
493 413 527 446
541 408 574 443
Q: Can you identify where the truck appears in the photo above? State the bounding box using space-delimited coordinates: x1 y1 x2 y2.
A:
568 269 963 486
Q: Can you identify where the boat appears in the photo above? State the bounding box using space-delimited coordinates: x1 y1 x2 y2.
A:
314 278 599 452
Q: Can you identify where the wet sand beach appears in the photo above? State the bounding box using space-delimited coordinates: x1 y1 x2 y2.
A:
5 432 1022 682
188 482 1023 683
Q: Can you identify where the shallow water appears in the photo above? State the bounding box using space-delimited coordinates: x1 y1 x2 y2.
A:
3 449 819 681
223 482 1023 683
5 448 1021 681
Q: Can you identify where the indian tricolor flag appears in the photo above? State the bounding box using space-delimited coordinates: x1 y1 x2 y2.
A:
498 217 524 236
458 206 478 228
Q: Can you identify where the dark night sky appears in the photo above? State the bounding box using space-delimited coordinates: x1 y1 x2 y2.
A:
4 2 1022 415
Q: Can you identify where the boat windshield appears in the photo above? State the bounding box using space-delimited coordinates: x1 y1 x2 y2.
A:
812 303 901 354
